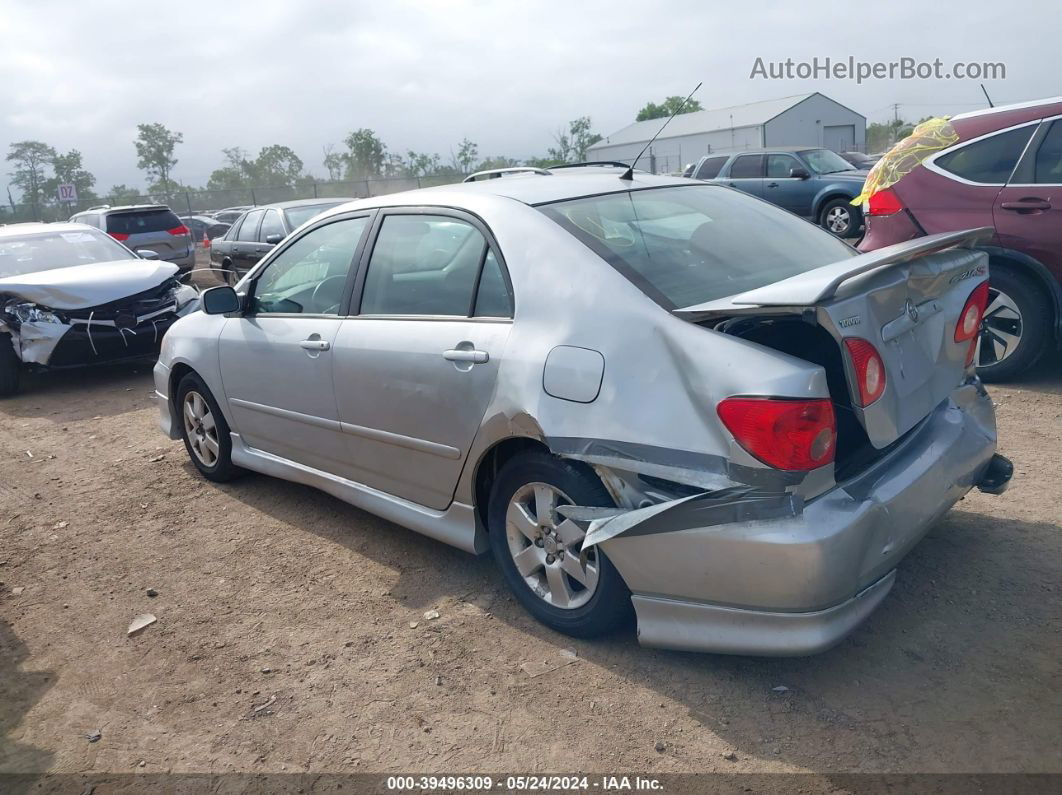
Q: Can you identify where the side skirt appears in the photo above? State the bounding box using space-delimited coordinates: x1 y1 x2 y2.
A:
229 433 485 554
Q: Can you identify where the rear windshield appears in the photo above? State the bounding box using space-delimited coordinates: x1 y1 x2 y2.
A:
0 228 135 277
284 202 345 229
539 185 855 308
105 208 182 235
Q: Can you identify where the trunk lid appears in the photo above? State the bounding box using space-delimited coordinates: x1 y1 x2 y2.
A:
676 228 993 448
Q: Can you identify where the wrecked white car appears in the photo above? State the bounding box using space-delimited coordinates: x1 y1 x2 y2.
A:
153 166 1013 655
0 223 198 395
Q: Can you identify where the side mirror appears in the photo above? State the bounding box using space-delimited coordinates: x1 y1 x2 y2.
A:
264 234 284 245
201 286 241 315
789 167 811 180
136 249 161 260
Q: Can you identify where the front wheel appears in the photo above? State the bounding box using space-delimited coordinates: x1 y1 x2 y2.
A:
176 372 243 482
820 198 862 238
488 452 633 638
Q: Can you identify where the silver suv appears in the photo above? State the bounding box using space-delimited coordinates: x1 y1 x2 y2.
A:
70 205 194 271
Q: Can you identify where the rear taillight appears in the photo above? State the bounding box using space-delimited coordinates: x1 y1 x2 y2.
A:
867 187 905 216
167 225 190 236
956 280 990 366
717 397 836 471
109 232 130 241
844 338 887 406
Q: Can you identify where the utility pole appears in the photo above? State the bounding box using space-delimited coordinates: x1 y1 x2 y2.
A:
892 103 901 146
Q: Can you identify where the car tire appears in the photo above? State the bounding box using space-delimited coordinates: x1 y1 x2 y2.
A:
820 198 862 238
0 333 21 397
488 451 633 638
976 267 1052 382
175 372 243 482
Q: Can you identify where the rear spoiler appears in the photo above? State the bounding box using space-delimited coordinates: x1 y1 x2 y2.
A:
675 227 993 319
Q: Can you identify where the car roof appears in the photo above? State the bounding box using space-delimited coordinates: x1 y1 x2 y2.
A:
0 221 99 239
248 198 355 212
380 168 690 207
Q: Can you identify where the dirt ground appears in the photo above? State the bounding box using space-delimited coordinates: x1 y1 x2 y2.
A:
1 341 1060 782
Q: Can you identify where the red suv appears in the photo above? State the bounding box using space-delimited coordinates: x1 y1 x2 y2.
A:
860 96 1062 380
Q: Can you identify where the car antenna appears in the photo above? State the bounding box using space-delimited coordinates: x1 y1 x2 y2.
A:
980 83 994 108
620 81 703 181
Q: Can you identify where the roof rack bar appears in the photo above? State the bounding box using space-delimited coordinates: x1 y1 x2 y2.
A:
548 161 632 170
464 167 551 183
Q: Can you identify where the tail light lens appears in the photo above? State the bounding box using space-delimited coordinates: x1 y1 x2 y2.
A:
867 187 905 216
109 232 130 241
167 225 190 236
717 397 836 471
844 338 887 406
955 280 990 366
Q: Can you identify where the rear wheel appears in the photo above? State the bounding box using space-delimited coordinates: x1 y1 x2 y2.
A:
488 452 633 637
176 372 243 482
976 267 1051 382
0 333 20 397
820 198 862 238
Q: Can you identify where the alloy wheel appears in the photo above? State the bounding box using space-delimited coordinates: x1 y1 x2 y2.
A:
976 286 1023 368
826 206 851 234
504 482 599 609
183 390 220 467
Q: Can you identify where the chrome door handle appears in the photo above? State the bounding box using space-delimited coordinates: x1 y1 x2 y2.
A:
300 339 331 351
443 348 488 363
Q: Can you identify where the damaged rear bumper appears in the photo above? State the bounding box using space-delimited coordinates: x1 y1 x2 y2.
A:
601 383 1000 656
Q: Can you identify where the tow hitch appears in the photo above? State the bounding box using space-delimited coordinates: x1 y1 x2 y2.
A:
977 453 1014 495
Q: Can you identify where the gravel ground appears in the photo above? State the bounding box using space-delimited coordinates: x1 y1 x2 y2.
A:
1 345 1060 781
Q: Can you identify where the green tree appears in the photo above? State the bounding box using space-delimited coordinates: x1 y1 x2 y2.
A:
253 144 304 187
404 151 441 178
455 138 479 173
476 156 520 171
206 147 250 190
134 123 183 193
547 117 602 163
107 184 144 204
6 140 56 217
343 128 387 179
44 149 97 206
635 96 704 122
322 144 344 181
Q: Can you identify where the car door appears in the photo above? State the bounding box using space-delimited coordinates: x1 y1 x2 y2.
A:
231 208 264 276
993 118 1062 273
763 153 817 217
721 154 765 197
330 209 514 510
218 214 373 473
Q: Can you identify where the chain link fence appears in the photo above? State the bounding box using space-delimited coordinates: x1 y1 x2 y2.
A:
0 174 463 224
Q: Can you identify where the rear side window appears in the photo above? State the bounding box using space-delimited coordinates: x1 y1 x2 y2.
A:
105 209 181 235
540 185 854 309
695 156 727 180
473 249 513 317
359 215 488 316
1034 121 1062 184
935 126 1034 184
729 155 764 178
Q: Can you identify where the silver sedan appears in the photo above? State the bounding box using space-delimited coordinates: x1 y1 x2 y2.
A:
153 165 1012 655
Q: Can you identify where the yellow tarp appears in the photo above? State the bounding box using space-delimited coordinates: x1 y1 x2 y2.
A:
852 117 959 206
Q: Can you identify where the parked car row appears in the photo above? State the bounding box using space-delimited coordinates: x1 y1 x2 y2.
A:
683 147 869 238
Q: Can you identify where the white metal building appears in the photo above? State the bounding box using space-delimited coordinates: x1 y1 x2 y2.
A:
588 92 866 174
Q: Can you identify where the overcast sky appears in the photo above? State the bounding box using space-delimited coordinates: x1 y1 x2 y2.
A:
1 0 1058 196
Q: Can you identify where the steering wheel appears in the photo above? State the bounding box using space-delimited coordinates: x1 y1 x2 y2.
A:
310 274 348 314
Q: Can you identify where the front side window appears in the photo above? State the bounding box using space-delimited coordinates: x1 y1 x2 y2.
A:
540 185 854 309
250 217 368 315
729 155 764 178
766 154 801 178
935 126 1034 184
359 215 489 316
1034 120 1062 184
259 210 285 242
237 210 264 242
